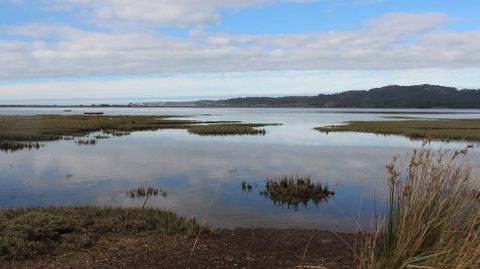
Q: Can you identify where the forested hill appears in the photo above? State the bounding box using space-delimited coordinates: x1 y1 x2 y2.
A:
150 85 480 108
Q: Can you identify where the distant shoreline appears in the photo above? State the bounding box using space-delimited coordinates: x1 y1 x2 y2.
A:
3 84 480 109
3 105 480 111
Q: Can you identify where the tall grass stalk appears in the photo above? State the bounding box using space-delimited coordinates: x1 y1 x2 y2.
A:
358 144 480 268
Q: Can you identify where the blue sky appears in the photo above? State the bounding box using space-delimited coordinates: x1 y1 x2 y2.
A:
1 0 480 103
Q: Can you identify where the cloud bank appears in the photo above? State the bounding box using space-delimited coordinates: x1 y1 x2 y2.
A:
1 10 479 80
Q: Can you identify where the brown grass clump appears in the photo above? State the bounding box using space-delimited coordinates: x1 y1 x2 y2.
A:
357 144 480 269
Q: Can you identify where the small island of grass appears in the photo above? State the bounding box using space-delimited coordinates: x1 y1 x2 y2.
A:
315 118 480 141
188 123 269 136
260 175 334 209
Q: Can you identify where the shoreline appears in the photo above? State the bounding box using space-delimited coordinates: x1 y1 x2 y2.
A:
1 228 355 269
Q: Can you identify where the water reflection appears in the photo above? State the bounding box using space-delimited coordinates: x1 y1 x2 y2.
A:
0 134 408 231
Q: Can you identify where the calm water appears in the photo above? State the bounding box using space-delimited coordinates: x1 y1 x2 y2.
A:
1 107 479 231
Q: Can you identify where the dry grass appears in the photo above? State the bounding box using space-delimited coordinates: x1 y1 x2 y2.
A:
316 119 480 141
357 144 480 269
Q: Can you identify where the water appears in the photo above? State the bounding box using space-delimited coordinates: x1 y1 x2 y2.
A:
1 107 479 231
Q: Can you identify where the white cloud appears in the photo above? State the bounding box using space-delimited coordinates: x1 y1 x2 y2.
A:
46 0 313 26
1 12 480 80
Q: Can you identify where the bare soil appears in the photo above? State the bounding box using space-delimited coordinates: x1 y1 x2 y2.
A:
1 229 355 269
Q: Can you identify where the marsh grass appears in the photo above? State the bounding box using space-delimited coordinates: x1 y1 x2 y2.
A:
0 141 43 152
357 144 480 269
187 124 268 136
0 115 278 151
316 119 480 141
0 207 202 260
0 115 194 142
260 175 334 209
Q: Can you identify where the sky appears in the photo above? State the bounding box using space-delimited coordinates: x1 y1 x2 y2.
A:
1 0 480 103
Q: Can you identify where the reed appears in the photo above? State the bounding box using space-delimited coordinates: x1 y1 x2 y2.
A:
357 144 480 269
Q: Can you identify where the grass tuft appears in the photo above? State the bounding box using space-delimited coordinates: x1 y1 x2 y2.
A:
260 175 334 209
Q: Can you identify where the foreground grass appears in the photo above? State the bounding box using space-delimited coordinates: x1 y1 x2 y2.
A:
358 145 480 268
0 115 275 151
316 118 480 141
0 207 202 260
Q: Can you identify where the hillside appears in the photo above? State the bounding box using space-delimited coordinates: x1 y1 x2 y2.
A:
147 85 480 108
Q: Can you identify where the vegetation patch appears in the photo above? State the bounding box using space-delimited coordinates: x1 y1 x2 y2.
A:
260 175 334 209
0 115 278 151
0 115 194 142
316 118 480 141
0 207 202 261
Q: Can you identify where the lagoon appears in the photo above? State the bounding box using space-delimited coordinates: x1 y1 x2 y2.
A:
1 107 479 232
